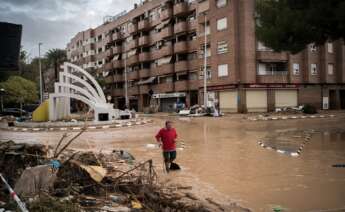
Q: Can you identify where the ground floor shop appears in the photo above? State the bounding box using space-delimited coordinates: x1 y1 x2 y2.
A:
111 84 345 113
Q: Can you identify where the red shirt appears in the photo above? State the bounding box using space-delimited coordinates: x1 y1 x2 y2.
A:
155 128 177 151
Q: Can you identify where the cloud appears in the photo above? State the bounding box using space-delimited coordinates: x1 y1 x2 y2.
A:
0 0 139 59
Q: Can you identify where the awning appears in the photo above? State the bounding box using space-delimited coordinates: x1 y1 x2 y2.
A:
112 54 120 60
137 76 155 85
157 56 172 66
102 71 109 77
156 19 170 30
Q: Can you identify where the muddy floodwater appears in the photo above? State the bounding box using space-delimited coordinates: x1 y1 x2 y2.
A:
1 115 345 211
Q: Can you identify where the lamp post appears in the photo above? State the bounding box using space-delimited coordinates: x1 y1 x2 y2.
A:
122 33 129 109
203 13 208 108
38 42 43 103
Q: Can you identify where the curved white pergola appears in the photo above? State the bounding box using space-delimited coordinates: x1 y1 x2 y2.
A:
49 62 116 121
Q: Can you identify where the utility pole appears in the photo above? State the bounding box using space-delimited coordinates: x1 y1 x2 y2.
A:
123 37 129 109
38 42 43 103
203 14 208 108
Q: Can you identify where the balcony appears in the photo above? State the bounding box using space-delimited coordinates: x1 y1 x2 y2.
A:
112 46 122 54
188 19 197 31
112 32 123 41
174 21 188 34
139 85 150 94
188 59 199 70
160 26 173 38
174 80 188 91
161 9 173 21
128 86 139 95
173 2 189 16
188 40 198 51
153 83 174 93
189 80 199 90
138 19 150 31
175 61 188 72
128 23 138 34
152 63 174 76
126 39 138 50
139 52 150 62
127 55 139 65
105 35 112 44
138 36 150 46
104 62 113 71
257 73 289 84
139 68 150 78
112 88 124 96
112 60 123 69
106 48 113 57
151 45 173 60
114 74 124 82
127 71 139 80
174 41 188 53
256 51 289 62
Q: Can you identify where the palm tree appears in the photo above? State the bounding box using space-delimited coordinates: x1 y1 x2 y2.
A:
45 49 67 82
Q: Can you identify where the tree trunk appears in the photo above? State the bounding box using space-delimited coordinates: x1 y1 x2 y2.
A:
54 61 58 82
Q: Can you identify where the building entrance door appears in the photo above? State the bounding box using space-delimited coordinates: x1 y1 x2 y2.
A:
329 90 337 109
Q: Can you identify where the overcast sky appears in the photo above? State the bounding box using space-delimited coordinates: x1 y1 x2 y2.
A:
0 0 139 60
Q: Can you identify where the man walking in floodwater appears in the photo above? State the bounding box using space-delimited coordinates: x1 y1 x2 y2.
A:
155 121 178 172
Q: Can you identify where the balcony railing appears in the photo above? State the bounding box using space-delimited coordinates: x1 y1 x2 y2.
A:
139 68 150 78
173 2 189 16
139 52 150 62
138 19 150 31
174 21 188 34
161 9 173 21
174 41 188 53
138 36 150 46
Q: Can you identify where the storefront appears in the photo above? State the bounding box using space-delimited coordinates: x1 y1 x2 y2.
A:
274 90 298 108
152 92 186 112
246 90 268 112
219 91 238 113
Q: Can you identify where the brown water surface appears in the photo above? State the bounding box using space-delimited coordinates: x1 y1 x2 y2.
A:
1 116 345 211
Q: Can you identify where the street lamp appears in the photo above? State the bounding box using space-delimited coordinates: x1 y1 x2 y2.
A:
38 42 43 103
202 12 208 108
121 32 129 109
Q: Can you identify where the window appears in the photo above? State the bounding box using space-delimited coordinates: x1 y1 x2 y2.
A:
189 71 198 80
199 66 212 79
257 62 287 75
310 44 317 52
310 64 317 75
217 17 227 31
217 41 228 54
218 64 228 77
293 63 300 75
200 44 211 58
327 42 333 53
216 0 227 8
328 63 334 75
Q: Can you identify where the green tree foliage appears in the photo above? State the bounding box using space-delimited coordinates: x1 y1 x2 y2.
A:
45 49 67 82
0 76 38 105
256 0 345 53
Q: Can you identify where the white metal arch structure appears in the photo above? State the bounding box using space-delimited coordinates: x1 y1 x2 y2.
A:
49 62 116 121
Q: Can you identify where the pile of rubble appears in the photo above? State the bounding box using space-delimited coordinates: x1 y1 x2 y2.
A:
0 140 250 212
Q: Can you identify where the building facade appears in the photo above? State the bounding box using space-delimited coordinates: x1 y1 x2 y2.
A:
66 0 345 112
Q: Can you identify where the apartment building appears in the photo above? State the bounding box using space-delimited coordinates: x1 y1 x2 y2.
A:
66 0 345 113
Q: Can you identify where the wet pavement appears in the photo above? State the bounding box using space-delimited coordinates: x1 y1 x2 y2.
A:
1 115 345 211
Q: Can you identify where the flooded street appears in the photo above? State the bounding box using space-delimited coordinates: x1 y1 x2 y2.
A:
1 115 345 211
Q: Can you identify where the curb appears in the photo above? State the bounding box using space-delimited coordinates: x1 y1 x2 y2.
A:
1 119 153 133
249 114 335 121
258 132 313 157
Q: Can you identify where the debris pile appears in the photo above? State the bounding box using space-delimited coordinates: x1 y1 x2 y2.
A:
0 141 250 211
